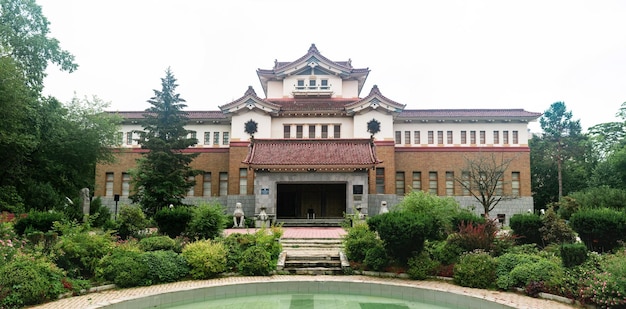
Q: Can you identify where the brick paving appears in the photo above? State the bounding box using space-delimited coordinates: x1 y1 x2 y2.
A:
28 228 580 309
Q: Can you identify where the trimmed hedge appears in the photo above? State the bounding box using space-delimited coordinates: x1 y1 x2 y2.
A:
509 213 542 246
569 208 626 253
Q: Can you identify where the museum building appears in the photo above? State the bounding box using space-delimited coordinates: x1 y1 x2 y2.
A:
95 44 541 225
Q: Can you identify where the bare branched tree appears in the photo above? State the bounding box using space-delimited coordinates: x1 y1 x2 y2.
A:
455 153 518 218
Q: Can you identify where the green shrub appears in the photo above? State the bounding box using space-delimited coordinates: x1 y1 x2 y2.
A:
450 210 486 232
549 196 579 221
0 254 67 308
508 259 563 292
181 239 227 279
13 211 64 235
88 197 112 228
343 223 381 262
97 246 149 288
253 228 282 261
154 206 192 238
395 190 463 238
364 243 388 271
52 225 115 279
139 235 177 251
367 211 435 264
570 208 626 253
539 207 576 246
560 243 588 267
221 233 256 272
186 203 228 240
569 186 626 210
0 222 22 267
116 205 148 240
453 251 497 289
238 245 273 276
407 251 438 280
141 250 189 284
509 213 542 246
426 239 464 266
580 250 626 308
495 253 542 290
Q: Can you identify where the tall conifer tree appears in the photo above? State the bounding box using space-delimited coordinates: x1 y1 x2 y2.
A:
131 68 199 216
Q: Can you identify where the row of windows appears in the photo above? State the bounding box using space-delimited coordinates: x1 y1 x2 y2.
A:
104 169 249 197
284 124 341 139
395 130 519 145
376 169 520 197
295 78 330 90
117 131 230 146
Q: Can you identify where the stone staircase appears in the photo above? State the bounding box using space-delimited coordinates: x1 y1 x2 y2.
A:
276 237 349 275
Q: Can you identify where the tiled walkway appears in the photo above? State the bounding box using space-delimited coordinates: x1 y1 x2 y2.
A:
28 228 579 309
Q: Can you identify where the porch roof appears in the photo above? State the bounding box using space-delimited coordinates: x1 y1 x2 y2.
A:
243 138 381 170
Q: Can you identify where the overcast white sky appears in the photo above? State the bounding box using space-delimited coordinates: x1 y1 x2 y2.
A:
38 0 626 132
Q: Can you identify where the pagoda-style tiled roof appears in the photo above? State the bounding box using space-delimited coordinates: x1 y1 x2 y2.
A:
243 138 381 170
111 111 228 121
257 44 370 97
267 98 359 114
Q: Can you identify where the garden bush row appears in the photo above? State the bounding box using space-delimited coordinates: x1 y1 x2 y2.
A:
342 191 626 308
0 202 282 308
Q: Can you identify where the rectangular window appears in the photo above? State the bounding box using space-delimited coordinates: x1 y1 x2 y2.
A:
122 172 130 196
503 131 509 144
445 171 454 196
405 131 411 144
309 125 316 138
187 176 195 196
461 131 467 144
334 125 340 138
320 79 329 90
480 131 486 144
213 132 219 145
126 132 133 145
412 172 421 191
105 172 114 196
414 131 420 144
296 125 303 138
493 131 499 144
376 168 385 194
496 175 504 196
203 172 212 196
461 171 470 196
239 168 247 195
116 132 123 145
284 125 290 138
190 131 197 140
447 131 453 144
219 172 228 196
395 131 401 144
321 125 328 138
512 131 519 144
308 79 316 89
222 132 229 145
470 131 476 144
429 172 438 195
296 79 305 90
396 172 405 195
204 132 211 144
512 172 520 196
437 131 444 144
428 131 434 144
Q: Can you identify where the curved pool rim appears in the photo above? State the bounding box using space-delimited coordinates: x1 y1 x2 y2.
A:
94 276 518 309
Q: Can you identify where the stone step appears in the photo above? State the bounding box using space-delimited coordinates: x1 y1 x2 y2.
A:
284 260 342 268
286 252 340 261
281 267 345 275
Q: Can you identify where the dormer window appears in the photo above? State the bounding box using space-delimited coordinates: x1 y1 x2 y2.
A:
296 79 305 90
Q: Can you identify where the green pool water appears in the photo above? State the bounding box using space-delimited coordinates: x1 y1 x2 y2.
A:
161 293 458 309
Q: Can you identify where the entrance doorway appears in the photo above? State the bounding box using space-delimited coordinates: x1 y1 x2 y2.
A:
276 183 346 219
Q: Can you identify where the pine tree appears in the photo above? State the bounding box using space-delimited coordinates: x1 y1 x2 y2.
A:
130 68 199 216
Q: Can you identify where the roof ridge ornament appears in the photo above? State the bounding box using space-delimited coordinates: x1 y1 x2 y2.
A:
244 86 257 96
308 43 319 53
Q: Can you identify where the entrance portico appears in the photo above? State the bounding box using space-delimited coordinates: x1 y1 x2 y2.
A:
243 138 380 223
